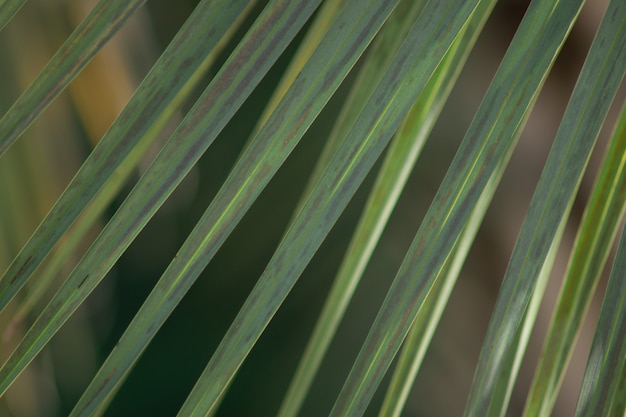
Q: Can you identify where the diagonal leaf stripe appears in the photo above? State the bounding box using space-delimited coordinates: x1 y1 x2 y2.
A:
2 0 258 338
376 12 500 416
275 1 433 414
279 2 496 415
0 0 145 157
574 223 626 417
465 0 626 414
251 0 349 134
286 0 428 222
378 168 500 417
0 0 320 396
0 1 622 415
0 0 256 314
176 0 482 416
485 216 566 417
464 0 626 415
70 0 401 415
329 0 588 415
0 0 25 32
523 99 626 417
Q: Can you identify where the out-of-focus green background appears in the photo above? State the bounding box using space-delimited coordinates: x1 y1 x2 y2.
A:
0 1 621 416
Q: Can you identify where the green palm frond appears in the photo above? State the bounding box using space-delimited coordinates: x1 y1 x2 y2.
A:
0 0 624 416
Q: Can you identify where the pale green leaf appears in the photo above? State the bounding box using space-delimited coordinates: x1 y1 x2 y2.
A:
574 223 626 417
523 99 626 417
485 218 565 417
379 165 498 417
252 0 348 132
464 0 626 415
328 0 585 414
287 0 429 220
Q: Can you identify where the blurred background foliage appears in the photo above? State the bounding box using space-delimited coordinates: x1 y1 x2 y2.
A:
0 0 623 416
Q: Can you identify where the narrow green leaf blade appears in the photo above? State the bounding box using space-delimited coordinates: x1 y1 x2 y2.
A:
176 1 481 416
379 166 498 417
523 100 626 417
286 0 429 221
0 0 145 156
277 3 432 415
252 0 348 132
3 0 258 338
464 0 626 415
574 223 626 417
486 217 565 417
0 0 253 313
0 0 25 31
0 0 316 397
329 0 587 415
279 3 495 415
69 1 400 415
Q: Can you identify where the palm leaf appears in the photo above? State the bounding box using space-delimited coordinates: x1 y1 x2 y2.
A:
178 1 484 416
0 0 256 313
0 0 25 31
523 97 626 417
464 0 626 414
67 0 397 414
329 0 587 414
574 222 626 417
0 0 145 156
0 0 318 395
0 0 623 416
3 0 258 340
280 2 495 415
